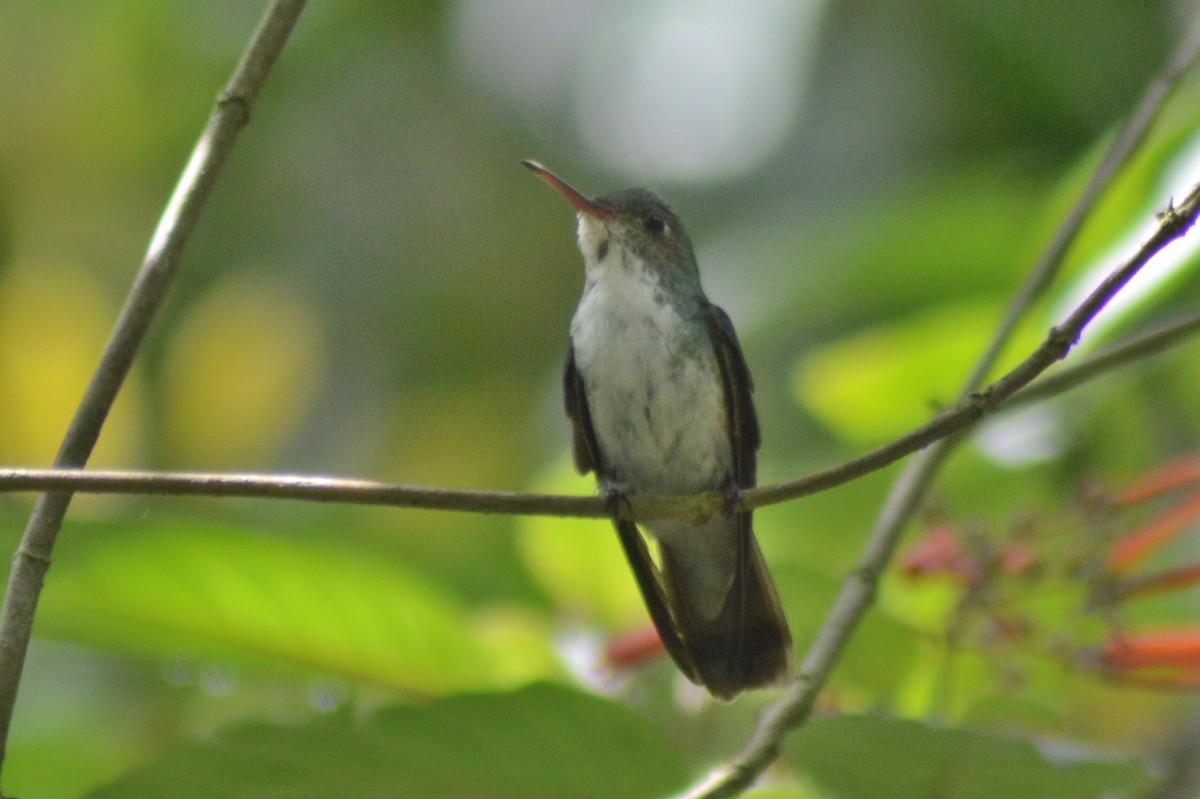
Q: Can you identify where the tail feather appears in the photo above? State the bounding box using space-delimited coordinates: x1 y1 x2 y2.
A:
613 520 701 684
658 524 793 700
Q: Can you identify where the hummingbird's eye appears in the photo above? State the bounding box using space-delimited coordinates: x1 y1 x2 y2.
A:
642 213 667 235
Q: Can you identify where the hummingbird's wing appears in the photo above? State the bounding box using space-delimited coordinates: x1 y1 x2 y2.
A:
668 301 791 697
700 301 760 487
613 519 700 682
563 344 701 682
563 345 599 476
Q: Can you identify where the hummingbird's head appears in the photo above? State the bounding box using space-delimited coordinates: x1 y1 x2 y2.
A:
523 160 699 287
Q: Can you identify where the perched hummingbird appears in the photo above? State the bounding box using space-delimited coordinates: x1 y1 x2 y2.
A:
524 160 793 699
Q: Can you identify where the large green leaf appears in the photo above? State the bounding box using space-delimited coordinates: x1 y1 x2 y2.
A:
786 714 1152 799
87 682 688 799
33 518 547 693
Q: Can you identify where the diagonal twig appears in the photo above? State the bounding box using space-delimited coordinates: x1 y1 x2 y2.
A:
1004 308 1200 408
0 0 308 788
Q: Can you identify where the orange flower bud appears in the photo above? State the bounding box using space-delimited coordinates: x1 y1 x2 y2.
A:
1100 630 1200 671
1114 455 1200 506
900 525 979 582
1107 492 1200 573
605 625 665 670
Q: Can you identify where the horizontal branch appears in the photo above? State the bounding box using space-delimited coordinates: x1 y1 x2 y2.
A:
0 470 613 518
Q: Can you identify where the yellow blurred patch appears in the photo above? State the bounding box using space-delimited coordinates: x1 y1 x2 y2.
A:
0 262 144 467
162 274 326 467
387 388 525 488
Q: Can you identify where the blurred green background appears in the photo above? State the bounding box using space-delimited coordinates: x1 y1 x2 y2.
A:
5 1 1200 797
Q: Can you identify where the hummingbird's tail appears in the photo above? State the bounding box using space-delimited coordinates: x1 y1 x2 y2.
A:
615 516 793 700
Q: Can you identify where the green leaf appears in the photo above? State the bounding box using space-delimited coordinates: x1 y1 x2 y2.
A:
87 682 688 799
37 518 528 693
961 695 1065 735
785 715 1152 799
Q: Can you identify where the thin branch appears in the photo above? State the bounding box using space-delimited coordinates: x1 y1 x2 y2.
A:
683 15 1200 796
4 302 1200 516
0 470 614 517
0 1 307 788
1006 308 1200 408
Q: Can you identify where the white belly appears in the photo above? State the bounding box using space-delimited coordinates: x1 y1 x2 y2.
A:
570 272 730 495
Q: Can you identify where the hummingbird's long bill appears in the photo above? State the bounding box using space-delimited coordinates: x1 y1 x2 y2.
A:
522 160 614 219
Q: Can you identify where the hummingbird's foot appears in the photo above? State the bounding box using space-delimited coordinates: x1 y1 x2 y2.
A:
722 480 747 517
603 486 635 523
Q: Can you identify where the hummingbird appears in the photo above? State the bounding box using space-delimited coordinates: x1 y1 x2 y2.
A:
524 160 793 699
